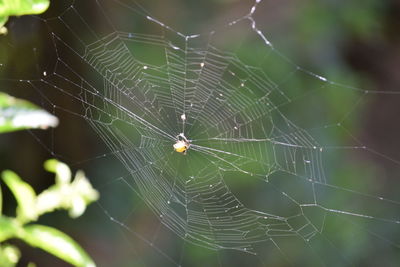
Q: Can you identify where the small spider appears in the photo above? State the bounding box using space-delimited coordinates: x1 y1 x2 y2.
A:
173 133 190 155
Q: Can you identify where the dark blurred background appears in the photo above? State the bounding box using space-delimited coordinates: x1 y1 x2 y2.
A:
1 0 400 266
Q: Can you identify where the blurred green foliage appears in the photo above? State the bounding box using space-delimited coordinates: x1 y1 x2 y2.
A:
0 0 49 34
0 159 98 267
0 92 58 133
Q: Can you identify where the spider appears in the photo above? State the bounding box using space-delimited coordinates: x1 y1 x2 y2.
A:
173 133 190 155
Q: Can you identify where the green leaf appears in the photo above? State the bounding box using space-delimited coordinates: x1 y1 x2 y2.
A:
38 160 99 218
21 224 95 267
1 170 37 223
44 159 71 184
0 183 2 215
0 216 20 242
0 16 7 24
0 243 21 267
0 0 49 31
0 0 50 17
0 16 7 34
0 92 58 133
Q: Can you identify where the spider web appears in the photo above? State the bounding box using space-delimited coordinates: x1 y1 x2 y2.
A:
1 0 400 265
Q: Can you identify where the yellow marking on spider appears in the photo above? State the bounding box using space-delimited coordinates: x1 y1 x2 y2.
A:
173 133 190 155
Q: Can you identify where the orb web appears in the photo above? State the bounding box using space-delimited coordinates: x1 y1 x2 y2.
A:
2 0 400 265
